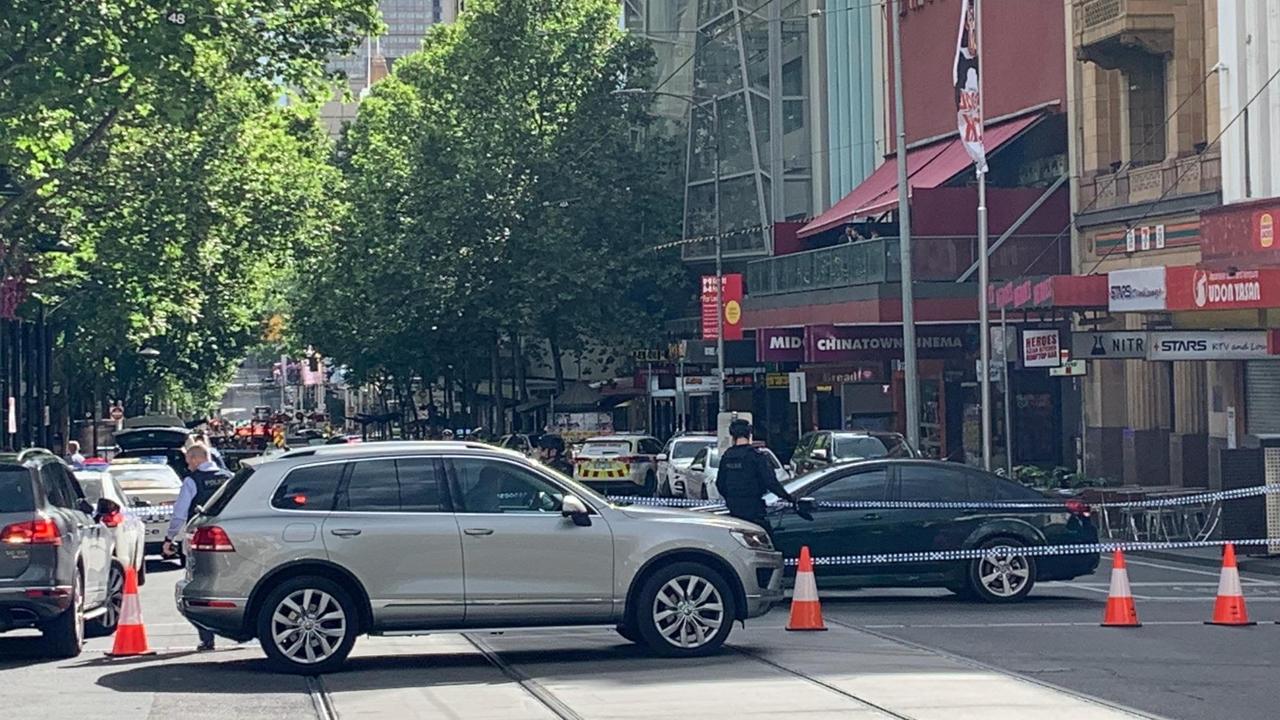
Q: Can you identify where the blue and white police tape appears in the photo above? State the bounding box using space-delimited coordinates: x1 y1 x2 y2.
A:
788 537 1280 567
606 481 1280 512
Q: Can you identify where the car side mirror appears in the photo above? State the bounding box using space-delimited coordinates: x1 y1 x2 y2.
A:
561 495 592 527
812 448 829 461
795 497 817 516
656 453 668 462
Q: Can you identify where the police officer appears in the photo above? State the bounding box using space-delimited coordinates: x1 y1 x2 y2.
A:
715 419 797 535
162 443 232 651
536 433 574 476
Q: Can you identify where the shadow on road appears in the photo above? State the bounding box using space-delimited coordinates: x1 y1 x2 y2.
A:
95 656 293 694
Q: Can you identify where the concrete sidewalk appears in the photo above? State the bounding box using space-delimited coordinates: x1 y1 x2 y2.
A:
1138 546 1280 576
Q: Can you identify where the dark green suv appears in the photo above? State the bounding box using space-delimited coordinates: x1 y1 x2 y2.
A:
0 449 117 656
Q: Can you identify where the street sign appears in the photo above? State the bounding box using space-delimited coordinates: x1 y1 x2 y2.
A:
1071 331 1148 359
109 405 124 422
787 372 806 403
1049 360 1087 377
166 10 188 25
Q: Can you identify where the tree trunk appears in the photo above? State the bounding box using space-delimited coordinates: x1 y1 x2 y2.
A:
490 335 505 436
549 333 565 394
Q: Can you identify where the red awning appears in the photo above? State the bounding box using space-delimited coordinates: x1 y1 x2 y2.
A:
987 274 1109 311
799 111 1046 238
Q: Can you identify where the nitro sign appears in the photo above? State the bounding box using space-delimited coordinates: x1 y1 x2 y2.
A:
1166 267 1280 311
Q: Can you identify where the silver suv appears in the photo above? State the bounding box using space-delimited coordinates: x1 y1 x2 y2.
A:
176 442 784 673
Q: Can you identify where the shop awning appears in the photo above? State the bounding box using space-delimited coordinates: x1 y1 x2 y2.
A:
988 274 1109 311
799 111 1046 238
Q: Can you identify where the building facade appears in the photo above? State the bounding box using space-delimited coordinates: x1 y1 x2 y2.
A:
321 0 460 137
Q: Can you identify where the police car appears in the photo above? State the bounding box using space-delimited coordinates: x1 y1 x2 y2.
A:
573 434 663 496
104 457 182 556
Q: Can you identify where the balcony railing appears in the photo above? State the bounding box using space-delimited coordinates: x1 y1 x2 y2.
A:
746 235 1069 297
1079 152 1221 213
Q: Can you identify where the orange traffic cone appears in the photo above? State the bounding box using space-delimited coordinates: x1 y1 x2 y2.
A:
107 565 154 656
1101 549 1140 627
786 546 827 632
1207 543 1255 626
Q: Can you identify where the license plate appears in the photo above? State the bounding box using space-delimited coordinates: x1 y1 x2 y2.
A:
591 460 614 469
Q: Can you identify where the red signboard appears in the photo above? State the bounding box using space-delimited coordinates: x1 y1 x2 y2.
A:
1200 198 1280 270
701 274 744 341
1166 267 1280 311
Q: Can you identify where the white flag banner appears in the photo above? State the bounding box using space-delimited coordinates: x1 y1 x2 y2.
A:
953 0 985 172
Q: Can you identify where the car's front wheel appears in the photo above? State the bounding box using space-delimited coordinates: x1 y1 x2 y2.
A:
634 562 736 657
88 563 124 637
966 538 1036 603
257 576 359 674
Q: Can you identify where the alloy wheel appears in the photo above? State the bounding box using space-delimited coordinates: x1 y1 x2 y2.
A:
269 588 347 665
977 549 1031 598
652 574 724 649
103 566 124 629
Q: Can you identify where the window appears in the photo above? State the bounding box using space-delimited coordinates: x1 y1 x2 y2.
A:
639 438 663 455
897 465 970 502
273 463 345 511
39 466 73 508
689 448 709 471
0 468 35 512
1126 54 1167 167
452 458 566 514
671 440 712 460
809 468 888 502
396 458 446 512
833 435 890 461
340 460 400 512
813 433 830 450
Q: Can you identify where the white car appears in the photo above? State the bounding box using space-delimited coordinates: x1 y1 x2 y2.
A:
74 469 148 631
573 434 664 495
656 434 718 496
675 445 790 501
105 459 183 555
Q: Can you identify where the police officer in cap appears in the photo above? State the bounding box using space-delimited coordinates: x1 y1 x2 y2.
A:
163 443 233 651
716 419 798 535
536 433 574 476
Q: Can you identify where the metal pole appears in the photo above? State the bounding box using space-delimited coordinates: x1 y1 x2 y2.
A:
646 361 654 434
1001 306 1013 478
712 98 726 412
891 0 920 451
976 0 992 470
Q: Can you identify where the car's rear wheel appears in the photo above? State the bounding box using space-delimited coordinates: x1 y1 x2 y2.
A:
89 563 124 636
44 571 84 657
634 562 735 657
257 576 358 674
966 538 1036 603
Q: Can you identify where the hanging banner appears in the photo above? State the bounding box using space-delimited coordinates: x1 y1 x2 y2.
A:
953 0 985 171
700 274 744 341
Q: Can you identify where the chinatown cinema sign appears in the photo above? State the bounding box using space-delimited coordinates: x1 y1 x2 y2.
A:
804 324 975 363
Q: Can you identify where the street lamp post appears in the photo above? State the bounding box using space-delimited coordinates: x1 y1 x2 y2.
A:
613 88 725 410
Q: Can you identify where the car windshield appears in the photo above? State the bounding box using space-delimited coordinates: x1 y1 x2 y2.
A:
579 441 631 457
75 476 106 504
833 436 892 460
0 468 35 513
109 467 182 490
672 439 714 459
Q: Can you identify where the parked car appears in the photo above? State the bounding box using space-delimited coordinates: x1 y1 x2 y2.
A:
105 459 183 556
496 433 535 457
74 469 148 630
762 459 1099 602
656 433 717 497
176 441 784 673
674 444 790 501
113 416 191 480
573 434 664 495
790 430 918 476
0 449 119 656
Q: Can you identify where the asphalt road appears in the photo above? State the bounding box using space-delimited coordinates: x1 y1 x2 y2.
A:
1 554 1276 720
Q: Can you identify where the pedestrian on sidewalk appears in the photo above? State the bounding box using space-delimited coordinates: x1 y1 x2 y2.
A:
163 443 232 651
65 441 86 470
716 419 799 536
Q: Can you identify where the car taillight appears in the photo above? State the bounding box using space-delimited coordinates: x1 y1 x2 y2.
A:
1 517 62 545
1065 499 1092 518
190 526 235 552
101 510 124 528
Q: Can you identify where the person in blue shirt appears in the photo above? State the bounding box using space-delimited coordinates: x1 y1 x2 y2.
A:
163 444 232 651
